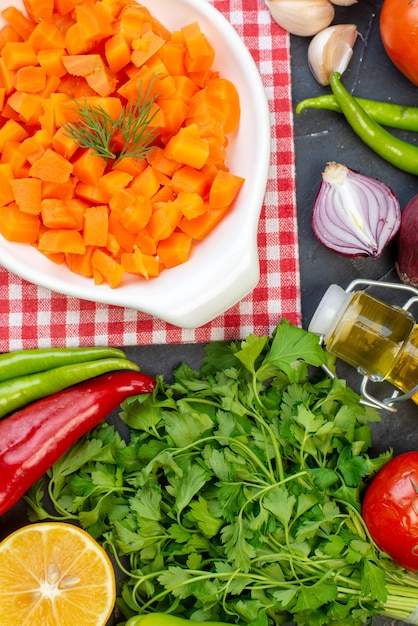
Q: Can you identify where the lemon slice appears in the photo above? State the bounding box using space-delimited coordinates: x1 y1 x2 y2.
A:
0 522 116 626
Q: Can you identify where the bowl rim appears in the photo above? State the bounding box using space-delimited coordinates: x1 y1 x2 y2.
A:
0 0 271 328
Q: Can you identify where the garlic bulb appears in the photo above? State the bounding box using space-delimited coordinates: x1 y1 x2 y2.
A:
265 0 335 37
308 24 358 85
330 0 357 5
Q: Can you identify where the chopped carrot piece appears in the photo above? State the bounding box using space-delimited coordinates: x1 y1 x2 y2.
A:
104 33 131 74
164 123 209 169
0 162 15 206
66 245 95 277
209 170 245 208
29 148 73 183
14 66 47 93
1 141 28 177
174 190 206 219
1 6 35 40
179 205 231 240
83 204 109 247
181 21 215 72
23 0 54 22
28 20 66 51
147 201 182 241
10 177 42 214
41 198 78 228
72 148 106 186
131 30 165 67
37 48 67 77
1 41 38 70
38 228 86 254
0 119 28 151
157 231 192 268
91 248 125 288
0 203 40 242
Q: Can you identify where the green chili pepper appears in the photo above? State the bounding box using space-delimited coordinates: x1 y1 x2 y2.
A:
0 346 127 383
330 72 418 176
296 94 418 132
125 614 229 626
0 357 140 419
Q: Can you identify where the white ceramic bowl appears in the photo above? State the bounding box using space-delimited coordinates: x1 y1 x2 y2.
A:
0 0 271 328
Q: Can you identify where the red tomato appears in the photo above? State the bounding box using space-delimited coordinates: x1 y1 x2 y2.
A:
362 451 418 572
380 0 418 86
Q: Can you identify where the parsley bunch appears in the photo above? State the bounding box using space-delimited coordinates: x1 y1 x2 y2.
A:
26 320 418 626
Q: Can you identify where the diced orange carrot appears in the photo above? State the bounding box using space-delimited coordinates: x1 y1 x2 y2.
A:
91 248 125 288
1 6 35 40
174 190 206 220
157 231 192 268
41 198 78 228
66 245 95 277
134 229 157 255
62 54 117 96
0 26 22 52
130 165 160 198
29 148 73 183
1 141 28 177
164 123 209 169
38 228 86 254
179 205 231 240
41 178 76 202
83 204 109 247
75 182 106 204
7 91 43 123
120 246 159 279
20 129 51 164
28 20 66 51
131 30 165 67
23 0 54 23
14 66 47 93
0 203 40 242
209 170 245 208
205 77 241 135
51 126 79 158
73 3 114 46
104 32 131 74
119 195 152 234
10 177 42 214
0 162 15 206
37 48 67 77
181 21 215 73
66 198 88 230
108 212 136 252
98 170 133 202
147 201 182 241
1 41 38 70
0 58 17 94
158 97 188 136
106 231 120 256
72 149 106 185
171 165 211 196
159 41 186 76
0 119 28 151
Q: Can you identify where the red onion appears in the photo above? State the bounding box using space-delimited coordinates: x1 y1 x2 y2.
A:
396 193 418 287
312 162 401 257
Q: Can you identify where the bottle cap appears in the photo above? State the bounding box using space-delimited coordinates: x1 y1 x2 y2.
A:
308 284 352 343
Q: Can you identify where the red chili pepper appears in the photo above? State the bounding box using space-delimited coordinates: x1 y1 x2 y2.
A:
0 370 156 516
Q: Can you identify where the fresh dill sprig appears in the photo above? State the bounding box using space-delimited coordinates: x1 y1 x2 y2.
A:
63 78 160 165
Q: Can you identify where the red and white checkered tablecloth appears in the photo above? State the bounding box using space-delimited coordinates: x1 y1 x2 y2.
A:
0 0 301 351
